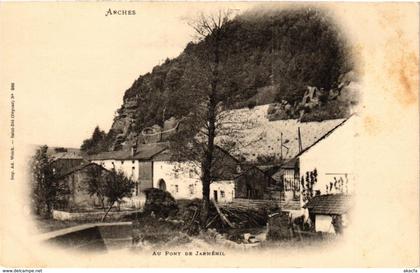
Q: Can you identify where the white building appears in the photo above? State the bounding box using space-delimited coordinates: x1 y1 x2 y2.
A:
90 143 168 194
297 115 357 196
303 194 352 234
294 115 358 233
89 143 240 203
147 147 240 203
151 159 235 203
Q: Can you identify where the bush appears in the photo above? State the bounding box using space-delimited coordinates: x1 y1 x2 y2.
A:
247 99 257 109
300 100 349 122
143 188 178 218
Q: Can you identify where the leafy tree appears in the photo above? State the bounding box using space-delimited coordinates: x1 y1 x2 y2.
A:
85 165 107 210
80 126 107 154
101 169 135 221
31 145 68 217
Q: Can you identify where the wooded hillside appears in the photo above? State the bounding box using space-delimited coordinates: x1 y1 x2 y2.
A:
82 8 357 154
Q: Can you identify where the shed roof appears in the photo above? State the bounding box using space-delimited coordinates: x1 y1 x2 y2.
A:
281 157 298 169
258 157 298 178
303 194 352 215
234 165 276 183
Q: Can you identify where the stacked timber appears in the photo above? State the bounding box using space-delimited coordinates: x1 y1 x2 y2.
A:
179 199 279 235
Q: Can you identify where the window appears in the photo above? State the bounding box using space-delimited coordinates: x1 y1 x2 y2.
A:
220 191 225 198
174 170 179 178
175 185 179 193
121 161 124 165
189 169 194 178
188 184 194 195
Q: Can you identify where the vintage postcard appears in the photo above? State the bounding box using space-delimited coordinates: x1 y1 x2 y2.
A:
0 1 419 268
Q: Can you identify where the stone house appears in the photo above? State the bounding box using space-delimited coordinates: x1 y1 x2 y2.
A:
48 148 88 176
54 163 112 211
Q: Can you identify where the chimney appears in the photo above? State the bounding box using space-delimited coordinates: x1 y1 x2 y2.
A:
280 132 283 160
298 127 303 152
131 144 137 158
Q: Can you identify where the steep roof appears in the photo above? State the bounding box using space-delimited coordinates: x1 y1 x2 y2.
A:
151 145 240 162
50 152 84 160
294 115 353 158
303 194 352 215
88 142 168 161
56 162 111 179
43 147 84 160
51 158 89 177
216 105 346 162
134 142 168 160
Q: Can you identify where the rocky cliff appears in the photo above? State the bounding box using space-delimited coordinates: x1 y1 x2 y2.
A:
81 8 358 154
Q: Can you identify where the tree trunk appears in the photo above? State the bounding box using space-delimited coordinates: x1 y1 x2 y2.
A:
200 92 217 228
102 201 115 222
100 197 106 212
200 193 210 228
199 32 220 229
46 202 52 219
200 165 211 227
200 103 217 227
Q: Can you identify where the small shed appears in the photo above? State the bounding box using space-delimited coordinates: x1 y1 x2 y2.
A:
304 194 352 234
234 166 278 199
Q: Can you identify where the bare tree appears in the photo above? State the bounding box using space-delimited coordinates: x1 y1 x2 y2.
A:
170 10 261 228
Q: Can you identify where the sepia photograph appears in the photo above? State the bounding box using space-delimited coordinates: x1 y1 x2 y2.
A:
0 1 418 269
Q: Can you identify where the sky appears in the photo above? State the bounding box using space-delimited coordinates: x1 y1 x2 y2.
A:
1 3 251 148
